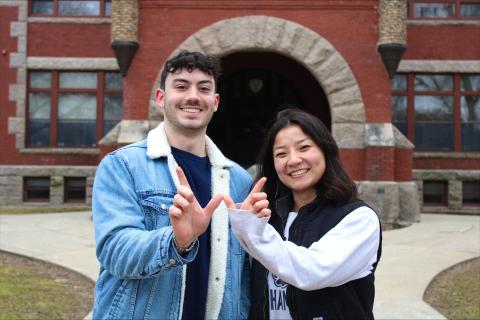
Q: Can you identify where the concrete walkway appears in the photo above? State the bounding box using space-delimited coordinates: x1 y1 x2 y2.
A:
0 212 479 319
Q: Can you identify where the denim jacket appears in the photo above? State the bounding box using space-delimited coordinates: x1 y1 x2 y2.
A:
92 122 252 320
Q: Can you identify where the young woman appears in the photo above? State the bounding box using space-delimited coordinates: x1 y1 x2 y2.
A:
226 108 382 320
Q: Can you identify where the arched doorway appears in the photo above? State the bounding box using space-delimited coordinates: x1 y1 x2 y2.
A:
207 52 329 168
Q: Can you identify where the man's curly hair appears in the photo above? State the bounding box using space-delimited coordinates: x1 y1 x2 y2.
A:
159 51 222 90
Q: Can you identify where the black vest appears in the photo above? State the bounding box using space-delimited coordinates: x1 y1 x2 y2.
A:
250 198 382 320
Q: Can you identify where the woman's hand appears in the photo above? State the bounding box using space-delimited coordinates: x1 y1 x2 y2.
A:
224 177 271 218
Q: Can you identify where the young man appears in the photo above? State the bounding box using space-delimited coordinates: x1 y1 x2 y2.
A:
92 51 252 320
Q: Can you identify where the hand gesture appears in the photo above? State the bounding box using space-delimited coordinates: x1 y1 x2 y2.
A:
169 167 223 248
224 178 271 218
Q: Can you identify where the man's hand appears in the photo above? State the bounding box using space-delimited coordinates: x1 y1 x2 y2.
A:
169 167 223 249
224 177 271 218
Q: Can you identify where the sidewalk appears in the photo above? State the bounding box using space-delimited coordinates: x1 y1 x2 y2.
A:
0 212 479 319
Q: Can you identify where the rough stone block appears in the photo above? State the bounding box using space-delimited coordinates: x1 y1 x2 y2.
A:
448 180 462 209
397 181 421 225
365 123 395 147
10 21 26 37
357 181 400 223
332 123 365 149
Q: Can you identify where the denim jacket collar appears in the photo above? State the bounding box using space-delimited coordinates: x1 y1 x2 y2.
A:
146 122 235 168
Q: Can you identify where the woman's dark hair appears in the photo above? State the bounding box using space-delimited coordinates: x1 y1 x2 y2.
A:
256 108 357 209
159 51 221 90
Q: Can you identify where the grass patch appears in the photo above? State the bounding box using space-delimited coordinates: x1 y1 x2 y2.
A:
0 206 90 215
424 257 480 320
0 251 93 320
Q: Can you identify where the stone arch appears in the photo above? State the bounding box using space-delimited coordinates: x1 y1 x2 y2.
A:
150 15 366 148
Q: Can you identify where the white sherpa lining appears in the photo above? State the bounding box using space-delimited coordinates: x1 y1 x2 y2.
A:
146 122 233 319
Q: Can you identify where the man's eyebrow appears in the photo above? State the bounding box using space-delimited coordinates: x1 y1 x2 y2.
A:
198 80 214 86
172 79 189 84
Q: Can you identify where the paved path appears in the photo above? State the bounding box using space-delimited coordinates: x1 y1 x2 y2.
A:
0 212 479 319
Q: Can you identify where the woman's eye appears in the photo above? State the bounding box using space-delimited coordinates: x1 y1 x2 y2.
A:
275 153 286 158
300 145 310 151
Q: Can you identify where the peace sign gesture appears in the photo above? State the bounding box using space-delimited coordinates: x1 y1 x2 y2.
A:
224 177 271 218
169 167 224 249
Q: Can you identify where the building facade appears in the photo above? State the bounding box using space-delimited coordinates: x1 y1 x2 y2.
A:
0 0 478 221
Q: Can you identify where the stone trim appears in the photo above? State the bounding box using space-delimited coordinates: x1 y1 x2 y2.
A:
407 19 480 26
28 17 111 24
398 60 480 73
27 57 119 70
413 169 480 181
365 123 395 147
414 152 480 159
3 1 28 150
150 15 366 148
142 1 375 10
99 120 153 145
19 148 100 155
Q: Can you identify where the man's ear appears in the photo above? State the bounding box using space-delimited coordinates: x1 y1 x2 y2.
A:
213 93 219 112
156 88 165 108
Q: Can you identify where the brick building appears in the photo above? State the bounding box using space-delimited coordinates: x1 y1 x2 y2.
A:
0 0 479 222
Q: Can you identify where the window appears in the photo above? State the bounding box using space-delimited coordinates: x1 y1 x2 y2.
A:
392 73 480 151
409 1 480 19
461 75 480 150
423 180 448 206
64 177 86 203
463 181 480 205
27 71 123 148
24 177 50 202
30 0 111 17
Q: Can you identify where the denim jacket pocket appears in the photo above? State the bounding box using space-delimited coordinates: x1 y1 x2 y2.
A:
139 191 174 231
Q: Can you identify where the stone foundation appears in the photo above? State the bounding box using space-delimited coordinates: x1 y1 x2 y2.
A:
414 169 480 215
0 165 96 206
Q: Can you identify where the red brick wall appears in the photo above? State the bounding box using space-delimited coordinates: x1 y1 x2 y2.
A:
28 23 112 57
340 149 365 181
405 25 480 60
365 147 395 181
125 3 389 122
0 7 20 165
414 158 480 170
395 149 412 181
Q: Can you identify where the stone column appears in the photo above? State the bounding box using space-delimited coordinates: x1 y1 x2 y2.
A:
377 0 407 78
50 176 64 205
111 0 139 76
448 180 462 210
86 177 94 206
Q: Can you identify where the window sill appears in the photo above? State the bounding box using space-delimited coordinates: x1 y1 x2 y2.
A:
28 17 111 24
20 148 100 156
414 152 480 159
406 19 480 26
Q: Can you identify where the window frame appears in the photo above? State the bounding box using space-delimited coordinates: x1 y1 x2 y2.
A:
26 70 123 148
29 0 111 18
23 177 50 202
392 72 480 152
462 181 480 206
408 0 480 20
64 177 87 203
423 180 449 206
